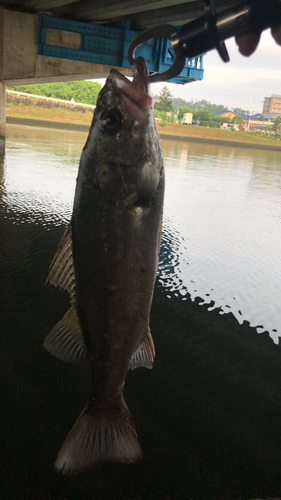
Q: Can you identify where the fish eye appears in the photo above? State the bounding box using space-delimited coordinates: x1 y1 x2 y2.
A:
101 109 123 134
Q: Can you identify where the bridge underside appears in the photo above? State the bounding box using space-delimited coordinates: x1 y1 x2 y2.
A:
0 0 240 136
0 7 132 135
0 0 239 30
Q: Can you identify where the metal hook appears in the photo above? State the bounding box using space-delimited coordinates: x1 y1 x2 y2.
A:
127 24 186 83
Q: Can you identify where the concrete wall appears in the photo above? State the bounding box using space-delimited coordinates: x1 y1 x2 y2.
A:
0 82 5 138
0 7 133 137
0 8 130 85
0 10 5 138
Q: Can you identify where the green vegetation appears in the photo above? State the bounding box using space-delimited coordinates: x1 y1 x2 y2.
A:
7 81 279 148
154 109 174 123
153 91 250 119
8 80 102 105
233 115 244 123
155 121 281 148
177 108 226 128
177 106 194 122
233 106 247 116
152 90 251 128
154 86 174 113
6 102 93 125
168 96 230 115
176 107 246 128
272 116 281 135
195 100 229 115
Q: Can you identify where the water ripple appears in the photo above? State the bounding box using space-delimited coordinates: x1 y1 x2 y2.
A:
2 128 281 343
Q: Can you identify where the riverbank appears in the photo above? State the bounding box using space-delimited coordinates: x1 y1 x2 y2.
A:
157 121 281 151
6 102 92 127
6 105 281 151
6 116 91 132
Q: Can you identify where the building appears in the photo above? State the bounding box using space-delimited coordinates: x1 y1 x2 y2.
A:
243 119 272 131
262 95 281 116
263 112 281 121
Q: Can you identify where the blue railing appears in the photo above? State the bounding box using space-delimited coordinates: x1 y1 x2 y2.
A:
38 16 204 85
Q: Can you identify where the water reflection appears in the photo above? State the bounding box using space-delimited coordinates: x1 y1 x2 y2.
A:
161 139 281 342
0 147 4 187
1 125 281 498
2 125 86 227
2 127 281 342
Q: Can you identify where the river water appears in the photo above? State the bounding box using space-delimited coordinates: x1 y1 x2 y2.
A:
1 123 281 499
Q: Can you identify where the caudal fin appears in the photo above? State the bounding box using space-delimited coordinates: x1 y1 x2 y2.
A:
55 398 142 475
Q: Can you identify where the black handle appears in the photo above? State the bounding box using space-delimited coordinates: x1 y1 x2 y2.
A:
172 0 281 61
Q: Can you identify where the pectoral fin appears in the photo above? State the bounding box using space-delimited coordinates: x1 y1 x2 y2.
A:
44 307 90 363
128 327 155 370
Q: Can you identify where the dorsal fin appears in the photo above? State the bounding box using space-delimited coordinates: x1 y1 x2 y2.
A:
46 225 75 300
129 327 155 370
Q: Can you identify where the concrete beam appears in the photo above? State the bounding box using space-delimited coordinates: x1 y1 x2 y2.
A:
61 0 196 21
57 0 239 29
128 1 203 29
23 0 80 10
0 8 132 85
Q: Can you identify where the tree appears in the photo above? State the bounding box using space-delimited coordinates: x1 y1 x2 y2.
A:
173 97 194 110
155 86 174 113
194 110 211 122
272 116 281 135
231 115 244 124
233 107 247 116
8 80 102 105
201 103 227 115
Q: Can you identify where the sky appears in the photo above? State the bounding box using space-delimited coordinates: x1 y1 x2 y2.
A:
149 29 281 114
92 29 281 115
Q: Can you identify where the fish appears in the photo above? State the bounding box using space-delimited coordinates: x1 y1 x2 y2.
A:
44 56 165 475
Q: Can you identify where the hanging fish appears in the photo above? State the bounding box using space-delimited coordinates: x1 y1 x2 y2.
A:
44 57 164 475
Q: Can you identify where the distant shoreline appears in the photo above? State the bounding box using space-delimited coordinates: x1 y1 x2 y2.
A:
158 132 281 151
6 116 281 152
6 116 90 132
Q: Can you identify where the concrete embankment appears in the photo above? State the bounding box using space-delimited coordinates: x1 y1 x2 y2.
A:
6 116 90 132
158 131 281 151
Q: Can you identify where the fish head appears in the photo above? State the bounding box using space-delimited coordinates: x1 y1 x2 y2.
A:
81 57 163 208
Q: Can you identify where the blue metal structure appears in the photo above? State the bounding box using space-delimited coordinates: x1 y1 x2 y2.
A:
38 16 204 84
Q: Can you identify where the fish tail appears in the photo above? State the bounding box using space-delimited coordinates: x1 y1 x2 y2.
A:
55 397 142 474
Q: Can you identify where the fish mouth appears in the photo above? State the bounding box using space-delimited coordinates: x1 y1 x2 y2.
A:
108 57 152 122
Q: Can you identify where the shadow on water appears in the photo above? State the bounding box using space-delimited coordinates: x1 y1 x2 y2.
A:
1 140 281 499
1 180 281 500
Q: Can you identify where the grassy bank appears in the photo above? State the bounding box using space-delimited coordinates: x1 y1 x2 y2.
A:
156 121 281 149
6 103 281 150
6 103 92 126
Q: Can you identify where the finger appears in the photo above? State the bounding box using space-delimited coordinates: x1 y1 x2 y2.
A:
235 32 260 56
271 26 281 46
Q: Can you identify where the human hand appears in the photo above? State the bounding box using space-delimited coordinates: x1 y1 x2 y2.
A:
236 26 281 56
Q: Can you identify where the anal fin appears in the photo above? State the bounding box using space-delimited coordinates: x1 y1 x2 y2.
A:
129 327 155 370
44 307 90 364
